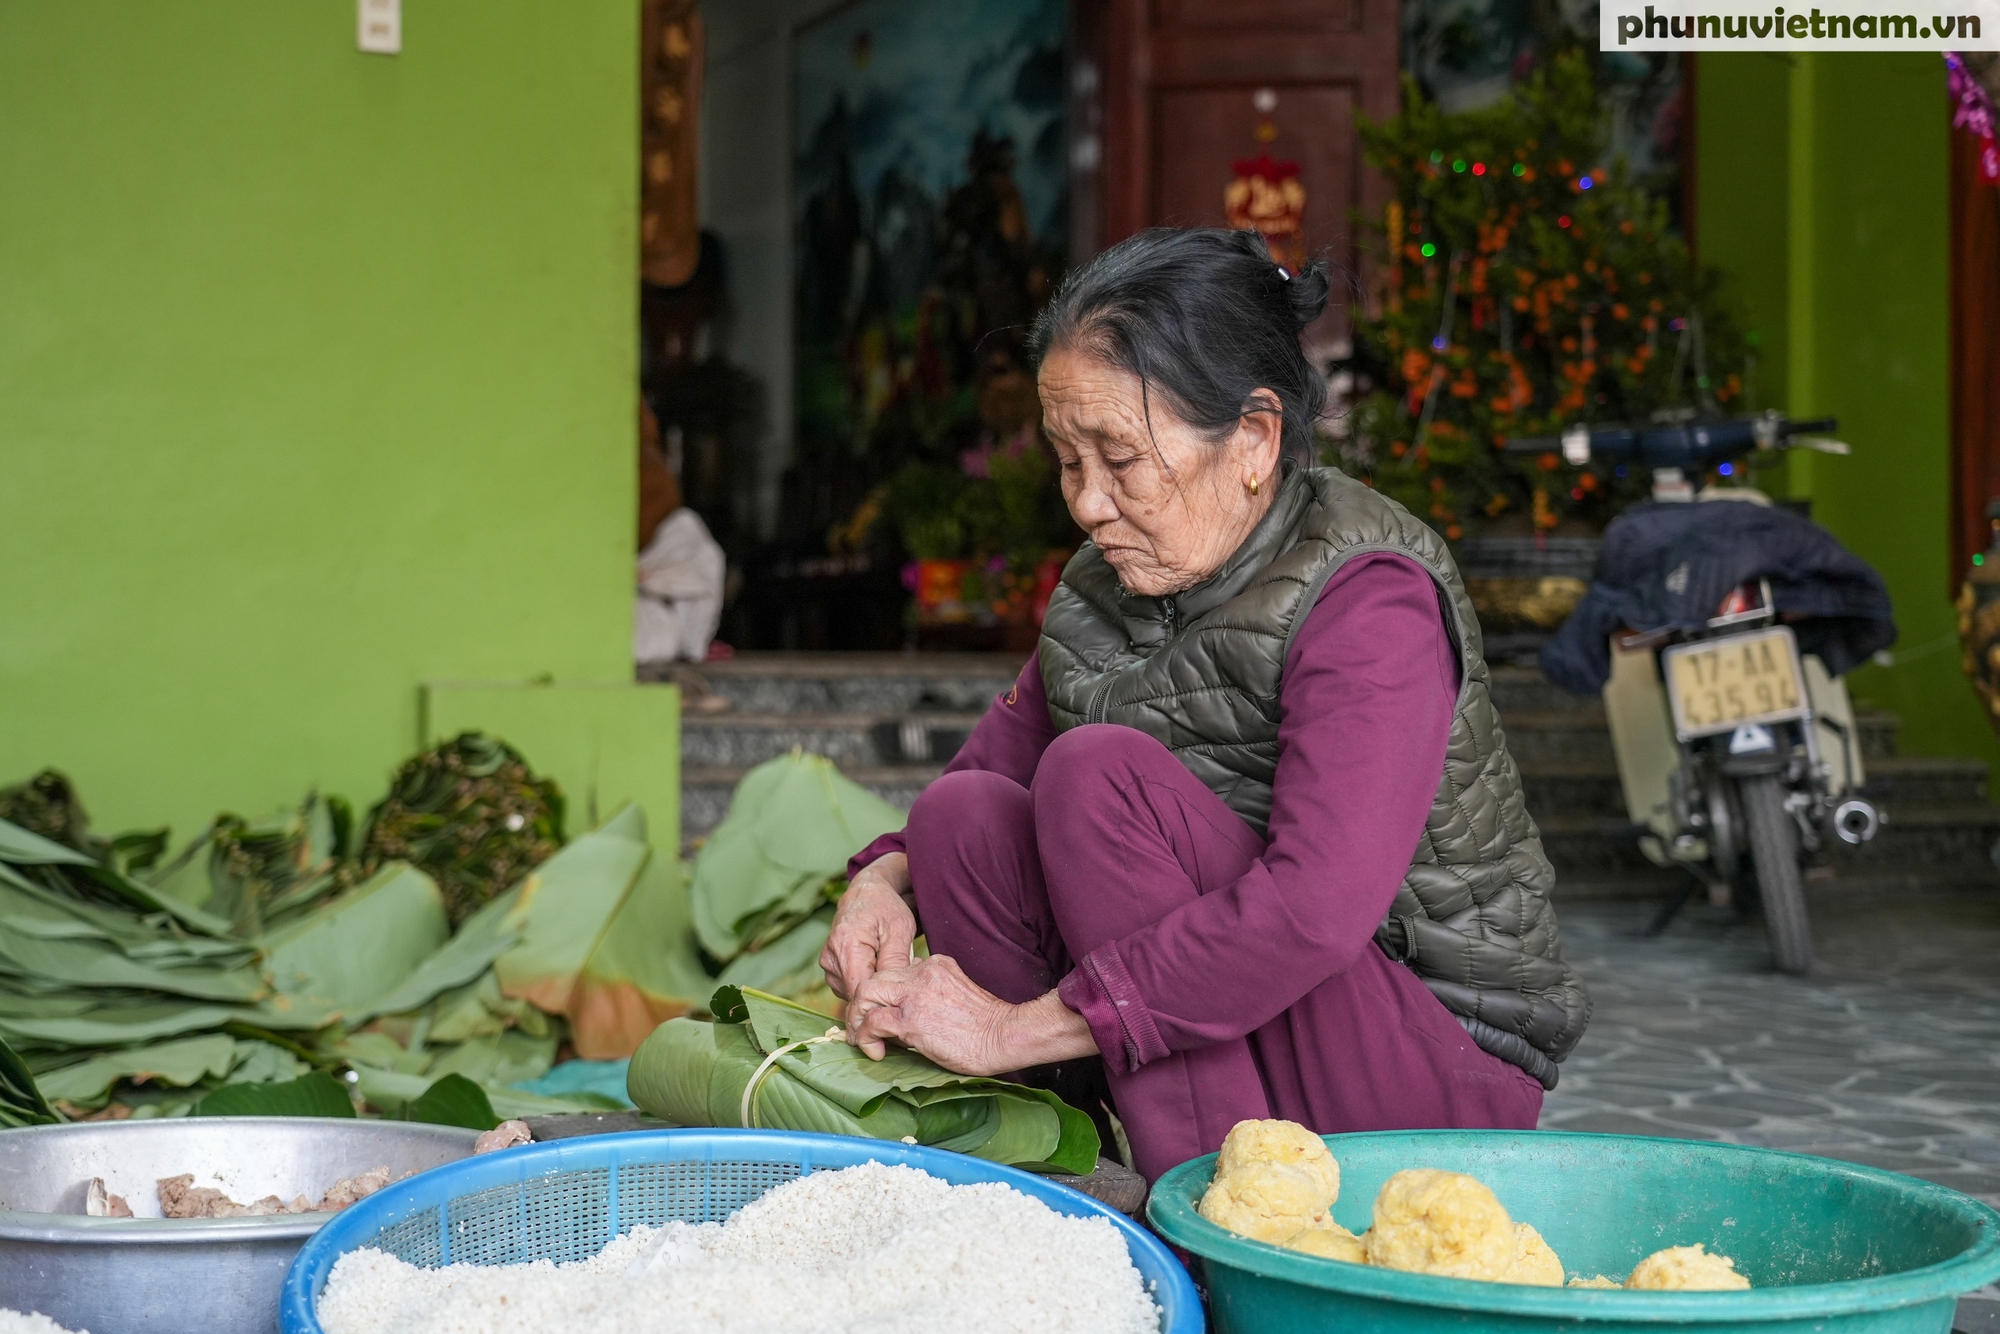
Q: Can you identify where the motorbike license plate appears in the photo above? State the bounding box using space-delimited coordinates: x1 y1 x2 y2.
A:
1662 627 1809 739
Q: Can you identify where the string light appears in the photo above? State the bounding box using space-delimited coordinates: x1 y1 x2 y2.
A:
1430 150 1444 163
1557 215 1572 228
1432 336 1448 350
1718 462 1734 476
1472 162 1487 176
1977 553 1988 566
1577 175 1594 189
1512 162 1526 176
1420 242 1437 257
1453 159 1467 172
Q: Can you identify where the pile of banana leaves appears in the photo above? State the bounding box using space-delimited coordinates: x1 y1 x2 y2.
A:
0 745 910 1129
628 986 1099 1175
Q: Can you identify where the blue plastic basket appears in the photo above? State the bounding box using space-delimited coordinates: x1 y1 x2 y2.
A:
280 1129 1202 1334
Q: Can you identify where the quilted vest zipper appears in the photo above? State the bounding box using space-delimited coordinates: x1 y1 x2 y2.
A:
1093 596 1178 724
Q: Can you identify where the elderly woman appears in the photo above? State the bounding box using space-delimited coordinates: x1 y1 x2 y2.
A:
821 228 1589 1181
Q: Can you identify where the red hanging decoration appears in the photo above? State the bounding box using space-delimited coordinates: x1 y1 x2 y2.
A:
1225 151 1307 271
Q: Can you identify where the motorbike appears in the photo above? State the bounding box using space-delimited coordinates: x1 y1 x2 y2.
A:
1510 411 1888 974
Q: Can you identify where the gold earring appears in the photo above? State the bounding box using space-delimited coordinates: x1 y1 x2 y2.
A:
1247 473 1260 496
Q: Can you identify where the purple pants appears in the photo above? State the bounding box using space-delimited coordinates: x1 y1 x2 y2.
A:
906 725 1543 1182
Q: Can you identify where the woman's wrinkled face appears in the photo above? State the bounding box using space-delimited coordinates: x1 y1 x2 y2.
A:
1039 346 1283 598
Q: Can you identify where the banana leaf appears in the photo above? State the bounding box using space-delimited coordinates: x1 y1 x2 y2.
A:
228 1039 309 1086
425 1029 556 1089
565 849 717 1059
35 1033 239 1108
404 1073 499 1131
713 908 833 998
491 804 652 1016
201 792 356 935
347 884 525 1026
193 1069 355 1118
689 754 904 962
0 1033 56 1127
627 987 1099 1174
259 863 449 1016
0 871 252 966
0 996 263 1050
485 805 718 1059
350 1063 620 1119
325 1030 432 1076
422 971 538 1045
0 817 235 937
0 907 264 1001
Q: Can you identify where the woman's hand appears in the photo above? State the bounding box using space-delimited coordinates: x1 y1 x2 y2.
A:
819 853 916 1001
846 958 1098 1075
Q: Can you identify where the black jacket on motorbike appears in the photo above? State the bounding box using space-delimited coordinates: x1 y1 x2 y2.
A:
1541 499 1897 695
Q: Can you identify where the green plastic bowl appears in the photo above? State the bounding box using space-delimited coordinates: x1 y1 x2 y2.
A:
1148 1130 2000 1334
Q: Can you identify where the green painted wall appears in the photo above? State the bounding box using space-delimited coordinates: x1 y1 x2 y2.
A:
0 1 642 841
1697 52 2000 777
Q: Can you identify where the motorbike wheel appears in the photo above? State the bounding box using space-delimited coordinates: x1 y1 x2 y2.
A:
1741 774 1812 974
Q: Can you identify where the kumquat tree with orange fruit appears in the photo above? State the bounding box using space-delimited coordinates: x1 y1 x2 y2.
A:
1330 53 1750 538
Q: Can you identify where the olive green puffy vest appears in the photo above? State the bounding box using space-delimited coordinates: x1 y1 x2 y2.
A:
1038 466 1590 1087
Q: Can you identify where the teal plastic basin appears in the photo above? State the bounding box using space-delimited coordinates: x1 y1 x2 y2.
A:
1148 1130 2000 1334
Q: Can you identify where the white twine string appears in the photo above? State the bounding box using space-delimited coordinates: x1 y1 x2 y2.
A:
740 1026 845 1129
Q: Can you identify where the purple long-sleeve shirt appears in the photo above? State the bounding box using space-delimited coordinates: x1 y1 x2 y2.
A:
849 552 1458 1065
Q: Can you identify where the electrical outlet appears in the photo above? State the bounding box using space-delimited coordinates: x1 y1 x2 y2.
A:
358 0 401 54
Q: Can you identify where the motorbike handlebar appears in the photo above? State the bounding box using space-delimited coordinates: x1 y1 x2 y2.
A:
1501 412 1843 471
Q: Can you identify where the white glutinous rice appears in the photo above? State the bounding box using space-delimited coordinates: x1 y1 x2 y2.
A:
316 1161 1161 1334
0 1311 85 1334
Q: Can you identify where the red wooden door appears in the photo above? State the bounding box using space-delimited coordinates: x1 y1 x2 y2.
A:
1092 0 1400 348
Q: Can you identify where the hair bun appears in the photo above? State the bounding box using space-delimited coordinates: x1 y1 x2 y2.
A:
1284 258 1333 332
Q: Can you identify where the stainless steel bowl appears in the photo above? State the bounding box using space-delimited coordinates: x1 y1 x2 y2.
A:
0 1118 479 1334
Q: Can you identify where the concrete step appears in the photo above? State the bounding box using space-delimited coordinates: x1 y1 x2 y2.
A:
680 711 983 770
1487 669 1906 762
1534 804 2000 900
1830 805 2000 883
1486 666 1600 716
1519 763 1628 819
1497 711 1619 765
1516 755 1993 825
1861 755 1993 809
1497 707 1900 765
669 652 1019 714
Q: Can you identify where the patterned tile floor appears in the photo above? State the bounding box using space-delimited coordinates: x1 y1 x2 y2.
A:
1544 889 2000 1330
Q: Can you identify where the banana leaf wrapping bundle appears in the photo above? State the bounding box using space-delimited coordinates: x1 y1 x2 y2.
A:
628 986 1100 1175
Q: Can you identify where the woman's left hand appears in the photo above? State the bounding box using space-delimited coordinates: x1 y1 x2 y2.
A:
845 956 1009 1073
845 957 1098 1075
